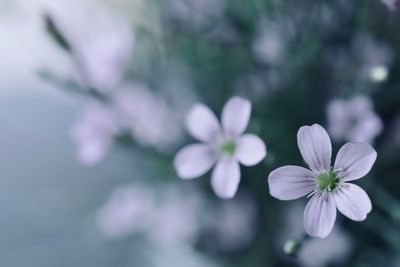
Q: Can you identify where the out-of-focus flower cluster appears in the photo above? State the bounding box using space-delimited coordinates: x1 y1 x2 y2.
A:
96 183 259 252
39 0 400 266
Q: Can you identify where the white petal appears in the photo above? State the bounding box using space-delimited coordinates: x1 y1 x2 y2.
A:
304 192 337 238
268 166 316 200
297 124 332 173
174 144 217 179
221 97 251 136
333 183 372 221
211 159 241 199
236 134 267 166
186 104 221 142
77 141 110 166
333 143 377 181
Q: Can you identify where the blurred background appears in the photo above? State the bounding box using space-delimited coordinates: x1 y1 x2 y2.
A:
1 0 400 266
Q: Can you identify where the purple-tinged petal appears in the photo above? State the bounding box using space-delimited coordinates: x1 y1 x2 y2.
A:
186 104 221 142
333 183 372 221
211 159 241 199
333 143 377 181
304 192 337 238
268 166 316 200
221 97 251 136
174 144 217 179
297 124 332 173
236 134 266 166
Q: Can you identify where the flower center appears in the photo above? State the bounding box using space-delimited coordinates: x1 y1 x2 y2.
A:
317 171 340 192
219 139 236 156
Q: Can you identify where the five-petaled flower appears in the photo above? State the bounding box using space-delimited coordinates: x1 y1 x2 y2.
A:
174 97 267 199
268 124 376 238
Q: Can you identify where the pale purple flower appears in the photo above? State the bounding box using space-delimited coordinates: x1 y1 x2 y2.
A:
280 203 353 267
96 183 205 246
203 193 258 251
251 19 293 65
327 96 383 143
174 97 267 199
382 0 400 10
74 18 134 92
165 0 225 30
299 226 353 267
148 186 204 247
112 83 183 151
71 103 119 166
268 124 376 238
96 184 155 239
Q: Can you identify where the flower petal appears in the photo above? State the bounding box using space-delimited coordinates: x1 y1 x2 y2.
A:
236 134 267 166
333 183 372 221
174 144 217 179
186 104 221 142
304 192 337 238
297 124 332 173
221 97 251 136
333 143 377 181
268 166 316 200
211 159 241 199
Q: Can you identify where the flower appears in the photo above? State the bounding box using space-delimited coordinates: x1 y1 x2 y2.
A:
96 184 155 239
202 193 259 252
327 95 383 143
280 203 353 266
382 0 400 10
74 19 134 92
71 103 119 166
174 96 267 199
251 19 292 65
112 83 183 152
268 124 376 238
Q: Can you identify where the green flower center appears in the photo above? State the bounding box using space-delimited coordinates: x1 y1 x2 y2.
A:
317 171 340 192
219 139 236 156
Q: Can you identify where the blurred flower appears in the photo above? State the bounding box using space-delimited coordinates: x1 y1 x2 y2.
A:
268 124 376 237
112 83 183 151
164 0 225 30
44 2 135 92
202 193 259 252
174 97 267 199
324 33 393 87
382 0 400 10
96 184 155 239
71 102 119 166
299 226 353 267
96 184 205 247
252 20 291 65
148 186 204 247
74 19 134 92
353 33 393 83
281 203 353 267
327 95 383 143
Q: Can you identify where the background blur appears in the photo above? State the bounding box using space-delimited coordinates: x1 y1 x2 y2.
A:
1 0 400 266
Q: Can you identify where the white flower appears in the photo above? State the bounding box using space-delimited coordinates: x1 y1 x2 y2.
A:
112 83 183 151
203 193 258 251
74 17 134 92
268 124 376 238
327 96 383 143
148 186 204 247
96 184 155 239
174 96 267 199
280 203 353 267
252 20 289 65
165 0 225 30
299 226 353 267
96 183 205 246
382 0 400 10
71 103 119 166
